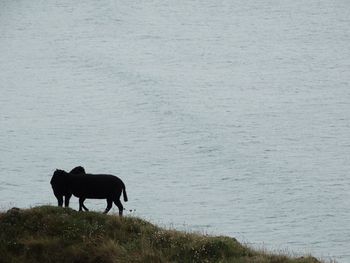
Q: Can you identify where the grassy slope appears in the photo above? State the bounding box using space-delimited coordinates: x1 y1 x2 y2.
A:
0 206 321 263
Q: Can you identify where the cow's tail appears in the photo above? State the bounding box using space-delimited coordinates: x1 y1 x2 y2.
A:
122 182 128 202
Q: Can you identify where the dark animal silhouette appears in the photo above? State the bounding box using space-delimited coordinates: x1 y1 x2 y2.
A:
50 170 73 208
50 166 87 208
50 168 128 215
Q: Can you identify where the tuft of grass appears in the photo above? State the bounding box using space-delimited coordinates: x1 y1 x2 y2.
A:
0 206 323 263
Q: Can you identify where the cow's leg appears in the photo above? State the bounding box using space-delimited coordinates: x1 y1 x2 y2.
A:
54 192 63 207
103 198 113 214
79 198 89 211
64 193 72 207
114 199 124 216
79 198 85 211
82 201 89 211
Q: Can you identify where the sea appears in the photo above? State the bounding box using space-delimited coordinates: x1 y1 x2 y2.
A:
0 0 349 262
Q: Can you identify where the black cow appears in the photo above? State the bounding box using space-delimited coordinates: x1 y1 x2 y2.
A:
50 168 128 216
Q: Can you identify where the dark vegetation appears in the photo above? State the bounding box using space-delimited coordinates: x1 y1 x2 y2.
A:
0 206 322 263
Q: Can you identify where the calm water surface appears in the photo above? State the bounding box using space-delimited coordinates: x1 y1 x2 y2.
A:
1 1 350 262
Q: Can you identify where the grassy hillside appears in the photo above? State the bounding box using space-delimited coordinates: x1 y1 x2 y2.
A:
0 206 321 263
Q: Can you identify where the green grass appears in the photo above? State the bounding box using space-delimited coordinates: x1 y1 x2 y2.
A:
0 206 322 263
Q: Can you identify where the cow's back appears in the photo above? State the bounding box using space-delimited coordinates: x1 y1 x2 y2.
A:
69 174 123 198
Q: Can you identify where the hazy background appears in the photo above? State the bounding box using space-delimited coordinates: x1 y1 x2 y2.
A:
1 0 349 262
